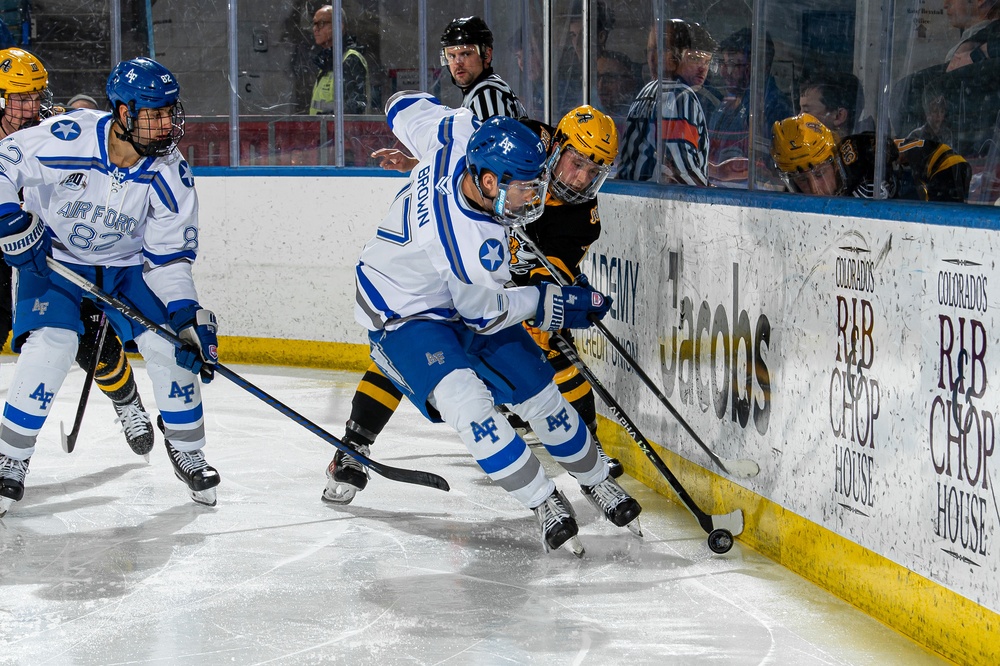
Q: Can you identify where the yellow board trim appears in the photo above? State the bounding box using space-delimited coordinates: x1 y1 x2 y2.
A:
596 417 996 666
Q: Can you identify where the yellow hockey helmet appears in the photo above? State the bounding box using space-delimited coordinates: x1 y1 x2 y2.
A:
548 105 618 204
770 113 837 174
0 48 49 98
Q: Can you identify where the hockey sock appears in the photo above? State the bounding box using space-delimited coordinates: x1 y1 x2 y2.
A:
347 363 404 444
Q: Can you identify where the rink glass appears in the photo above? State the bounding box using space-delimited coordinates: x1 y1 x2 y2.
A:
18 0 996 203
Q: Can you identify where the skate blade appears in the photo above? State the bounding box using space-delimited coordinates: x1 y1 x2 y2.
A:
564 535 586 558
321 482 358 505
625 517 643 538
0 496 14 518
190 487 217 507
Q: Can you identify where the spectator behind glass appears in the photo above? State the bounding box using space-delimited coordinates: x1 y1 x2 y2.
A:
618 18 716 185
706 28 793 188
596 50 639 125
509 27 544 117
798 71 870 139
944 0 1000 71
309 4 372 115
555 0 614 115
67 93 99 110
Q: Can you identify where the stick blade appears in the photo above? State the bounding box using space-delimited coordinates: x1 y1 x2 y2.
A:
709 509 744 536
60 422 76 454
721 458 760 478
369 463 451 492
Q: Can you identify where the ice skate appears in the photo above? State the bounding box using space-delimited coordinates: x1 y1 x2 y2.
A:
594 439 623 478
157 416 219 506
322 438 370 505
114 392 154 458
581 474 643 537
532 489 584 557
0 454 30 518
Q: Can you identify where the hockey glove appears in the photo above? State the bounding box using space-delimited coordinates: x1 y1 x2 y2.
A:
170 305 219 383
0 210 51 278
532 283 612 332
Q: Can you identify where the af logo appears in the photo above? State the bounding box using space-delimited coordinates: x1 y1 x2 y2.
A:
61 172 87 191
471 416 500 443
498 136 515 154
479 238 504 271
30 383 54 409
32 299 48 315
126 67 138 83
51 119 81 141
426 351 445 365
169 380 196 404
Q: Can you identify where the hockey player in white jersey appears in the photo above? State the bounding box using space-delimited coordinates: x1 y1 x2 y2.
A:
348 91 641 555
0 57 221 515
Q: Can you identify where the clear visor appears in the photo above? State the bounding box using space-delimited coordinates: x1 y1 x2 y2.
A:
548 145 612 204
440 45 483 67
492 174 549 227
780 157 840 196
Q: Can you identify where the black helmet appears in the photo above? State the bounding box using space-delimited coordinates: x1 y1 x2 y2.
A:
440 16 493 50
664 18 717 54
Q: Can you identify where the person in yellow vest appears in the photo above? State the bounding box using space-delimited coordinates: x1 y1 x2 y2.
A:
310 5 371 115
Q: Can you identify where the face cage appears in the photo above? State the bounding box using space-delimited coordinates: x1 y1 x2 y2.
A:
1 89 54 130
851 175 898 200
440 44 484 66
547 145 612 205
492 175 549 227
124 99 186 157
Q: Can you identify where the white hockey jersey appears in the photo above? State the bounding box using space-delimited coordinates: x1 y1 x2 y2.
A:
0 109 200 309
355 92 537 334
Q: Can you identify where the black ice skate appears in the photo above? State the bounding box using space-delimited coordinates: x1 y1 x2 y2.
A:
114 393 154 458
0 454 30 518
157 416 220 506
322 438 370 505
532 489 584 557
581 475 643 537
594 439 623 478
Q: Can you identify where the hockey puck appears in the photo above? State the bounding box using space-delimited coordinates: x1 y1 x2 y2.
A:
707 528 734 554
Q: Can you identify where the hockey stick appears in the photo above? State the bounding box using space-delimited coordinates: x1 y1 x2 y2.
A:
512 227 759 479
552 333 742 552
60 312 109 453
45 258 450 493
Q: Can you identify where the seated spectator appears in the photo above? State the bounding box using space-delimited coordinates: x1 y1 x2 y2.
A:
945 0 1000 72
596 50 639 123
798 71 870 139
67 93 99 110
618 18 716 185
707 28 792 187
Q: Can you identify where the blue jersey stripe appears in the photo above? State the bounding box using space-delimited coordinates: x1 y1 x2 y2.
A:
434 118 474 284
356 262 398 321
477 433 528 474
142 247 196 265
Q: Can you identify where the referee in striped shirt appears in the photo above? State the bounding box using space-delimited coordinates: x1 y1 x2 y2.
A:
440 16 527 121
618 19 716 185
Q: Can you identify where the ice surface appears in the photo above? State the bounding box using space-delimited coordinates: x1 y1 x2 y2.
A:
0 359 945 664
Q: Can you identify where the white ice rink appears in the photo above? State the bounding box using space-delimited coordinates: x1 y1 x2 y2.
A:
0 358 947 665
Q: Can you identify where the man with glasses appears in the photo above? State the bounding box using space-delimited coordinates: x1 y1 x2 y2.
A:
309 4 371 115
619 18 717 185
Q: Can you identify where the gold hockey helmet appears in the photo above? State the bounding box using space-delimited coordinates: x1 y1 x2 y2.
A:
548 105 618 204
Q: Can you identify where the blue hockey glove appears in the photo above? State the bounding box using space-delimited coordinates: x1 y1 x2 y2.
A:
169 305 219 383
533 283 612 331
0 210 51 278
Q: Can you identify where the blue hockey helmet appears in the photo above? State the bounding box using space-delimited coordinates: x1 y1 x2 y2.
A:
106 57 185 157
467 116 549 226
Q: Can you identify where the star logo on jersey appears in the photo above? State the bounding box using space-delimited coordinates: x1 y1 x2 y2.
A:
51 119 81 141
479 238 505 272
179 160 195 188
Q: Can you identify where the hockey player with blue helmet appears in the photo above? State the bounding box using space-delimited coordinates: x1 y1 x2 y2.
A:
338 92 640 556
0 57 221 516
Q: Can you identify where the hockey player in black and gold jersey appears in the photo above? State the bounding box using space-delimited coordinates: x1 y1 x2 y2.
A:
323 105 623 504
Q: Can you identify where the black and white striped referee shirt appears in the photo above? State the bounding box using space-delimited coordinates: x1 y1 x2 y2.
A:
459 69 527 121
